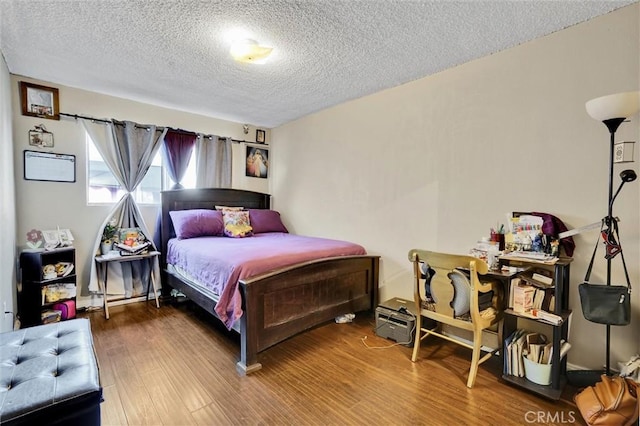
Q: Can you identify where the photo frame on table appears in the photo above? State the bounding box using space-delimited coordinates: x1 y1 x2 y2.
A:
245 146 269 179
19 81 60 120
256 129 266 144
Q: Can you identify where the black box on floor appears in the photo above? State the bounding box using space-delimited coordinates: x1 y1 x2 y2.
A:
375 298 416 346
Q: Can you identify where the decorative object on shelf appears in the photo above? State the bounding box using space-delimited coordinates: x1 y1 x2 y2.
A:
245 146 269 178
19 81 60 120
583 90 639 379
114 227 150 255
101 220 118 255
26 228 44 249
28 124 54 148
243 124 249 134
230 39 273 64
256 128 266 144
42 228 74 250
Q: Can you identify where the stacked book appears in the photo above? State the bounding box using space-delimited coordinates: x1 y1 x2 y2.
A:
115 241 150 256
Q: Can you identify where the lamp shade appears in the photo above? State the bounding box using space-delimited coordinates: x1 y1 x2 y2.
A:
585 91 640 121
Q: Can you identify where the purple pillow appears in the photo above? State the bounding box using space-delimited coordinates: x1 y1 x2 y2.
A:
169 209 224 239
249 209 288 234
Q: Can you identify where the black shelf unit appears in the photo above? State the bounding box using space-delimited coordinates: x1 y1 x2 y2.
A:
18 247 77 327
500 257 573 400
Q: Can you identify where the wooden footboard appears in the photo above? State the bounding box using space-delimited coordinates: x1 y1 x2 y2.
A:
237 255 379 374
164 255 379 374
160 188 379 374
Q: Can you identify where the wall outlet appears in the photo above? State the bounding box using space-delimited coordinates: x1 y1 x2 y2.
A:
614 141 635 163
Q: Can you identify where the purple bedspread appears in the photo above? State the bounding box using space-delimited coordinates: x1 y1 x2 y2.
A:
167 233 366 329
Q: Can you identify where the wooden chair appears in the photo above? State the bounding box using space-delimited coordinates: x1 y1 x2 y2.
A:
409 249 504 388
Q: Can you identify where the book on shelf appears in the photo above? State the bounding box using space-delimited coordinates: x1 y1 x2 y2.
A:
517 309 563 325
114 241 150 255
532 272 553 285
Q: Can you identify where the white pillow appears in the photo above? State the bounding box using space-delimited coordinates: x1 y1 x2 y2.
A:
448 270 471 316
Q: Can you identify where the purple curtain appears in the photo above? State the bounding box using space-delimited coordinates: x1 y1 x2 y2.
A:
162 129 197 189
154 129 197 250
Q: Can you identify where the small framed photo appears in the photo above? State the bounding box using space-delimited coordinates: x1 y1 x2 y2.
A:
256 129 266 144
245 146 269 178
42 229 74 246
19 81 60 120
28 128 54 148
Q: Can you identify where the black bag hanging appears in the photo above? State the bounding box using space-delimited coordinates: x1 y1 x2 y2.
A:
578 219 632 326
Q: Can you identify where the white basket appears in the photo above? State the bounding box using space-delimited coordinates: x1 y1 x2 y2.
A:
523 357 552 386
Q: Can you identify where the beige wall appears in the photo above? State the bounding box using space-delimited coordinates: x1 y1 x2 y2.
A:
1 53 17 332
272 4 640 370
10 79 269 307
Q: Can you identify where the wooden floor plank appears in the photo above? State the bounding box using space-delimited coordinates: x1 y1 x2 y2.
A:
81 301 585 425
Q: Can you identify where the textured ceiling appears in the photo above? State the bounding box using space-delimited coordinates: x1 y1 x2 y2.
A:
0 1 636 128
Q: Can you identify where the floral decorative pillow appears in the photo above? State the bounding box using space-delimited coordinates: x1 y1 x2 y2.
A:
222 210 253 238
215 205 244 211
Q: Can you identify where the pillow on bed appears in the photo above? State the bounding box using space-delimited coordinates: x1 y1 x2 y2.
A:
249 209 288 234
215 205 244 211
169 209 224 239
222 210 253 238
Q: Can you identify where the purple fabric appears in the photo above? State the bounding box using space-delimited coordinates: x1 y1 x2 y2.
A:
154 129 198 249
531 212 575 257
249 209 289 234
169 209 224 239
167 233 366 329
162 129 197 189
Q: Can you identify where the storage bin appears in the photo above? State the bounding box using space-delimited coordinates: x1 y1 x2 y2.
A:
523 357 552 385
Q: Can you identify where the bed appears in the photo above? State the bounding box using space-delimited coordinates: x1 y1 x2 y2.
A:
160 188 379 374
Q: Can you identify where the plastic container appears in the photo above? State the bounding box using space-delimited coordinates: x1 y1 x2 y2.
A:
523 357 552 385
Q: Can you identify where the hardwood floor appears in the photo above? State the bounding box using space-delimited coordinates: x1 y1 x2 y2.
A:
81 301 584 425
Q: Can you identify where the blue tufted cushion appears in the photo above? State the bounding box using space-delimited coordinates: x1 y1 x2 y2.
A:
0 319 102 425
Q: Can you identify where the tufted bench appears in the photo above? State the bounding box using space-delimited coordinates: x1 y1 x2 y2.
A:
0 319 102 426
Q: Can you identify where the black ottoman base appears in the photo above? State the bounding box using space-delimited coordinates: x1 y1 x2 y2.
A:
0 319 102 426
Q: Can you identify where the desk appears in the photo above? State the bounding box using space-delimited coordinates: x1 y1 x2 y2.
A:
95 251 160 319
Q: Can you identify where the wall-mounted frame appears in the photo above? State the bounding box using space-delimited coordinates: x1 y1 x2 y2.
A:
256 129 266 144
19 81 60 120
28 125 54 148
245 146 269 179
24 150 76 183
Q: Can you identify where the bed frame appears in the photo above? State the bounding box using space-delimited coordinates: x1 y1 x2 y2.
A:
160 188 379 374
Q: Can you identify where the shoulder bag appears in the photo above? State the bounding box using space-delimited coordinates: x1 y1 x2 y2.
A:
578 219 632 326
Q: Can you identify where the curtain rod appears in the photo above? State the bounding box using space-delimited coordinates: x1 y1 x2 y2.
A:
59 112 249 144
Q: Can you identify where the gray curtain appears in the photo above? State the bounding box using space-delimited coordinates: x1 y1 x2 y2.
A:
195 135 232 188
83 119 167 298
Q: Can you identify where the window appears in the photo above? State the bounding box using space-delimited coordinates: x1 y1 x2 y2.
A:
86 134 163 205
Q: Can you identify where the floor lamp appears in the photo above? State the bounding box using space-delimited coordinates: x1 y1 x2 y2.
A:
585 90 640 376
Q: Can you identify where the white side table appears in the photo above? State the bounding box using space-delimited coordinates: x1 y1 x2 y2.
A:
94 251 160 319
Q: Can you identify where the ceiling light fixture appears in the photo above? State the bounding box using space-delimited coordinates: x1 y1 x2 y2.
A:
230 39 273 64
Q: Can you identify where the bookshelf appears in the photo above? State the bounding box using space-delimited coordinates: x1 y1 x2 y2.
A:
18 247 77 327
499 257 573 400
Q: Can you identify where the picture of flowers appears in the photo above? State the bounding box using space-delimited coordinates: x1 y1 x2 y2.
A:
245 146 268 179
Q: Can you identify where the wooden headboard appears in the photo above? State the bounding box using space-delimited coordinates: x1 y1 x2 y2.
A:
159 188 271 282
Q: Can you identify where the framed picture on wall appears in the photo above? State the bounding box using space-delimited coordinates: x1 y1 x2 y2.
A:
256 129 266 144
245 146 269 179
19 81 60 120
